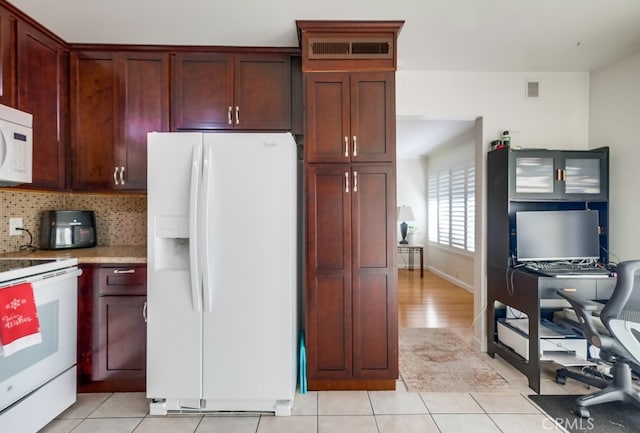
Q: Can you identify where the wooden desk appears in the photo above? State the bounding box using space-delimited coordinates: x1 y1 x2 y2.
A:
397 245 424 278
486 266 615 393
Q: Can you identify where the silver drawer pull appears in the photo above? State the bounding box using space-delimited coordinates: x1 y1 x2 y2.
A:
113 269 136 274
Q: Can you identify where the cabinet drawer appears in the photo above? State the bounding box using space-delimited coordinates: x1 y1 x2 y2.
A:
539 277 596 300
97 266 147 296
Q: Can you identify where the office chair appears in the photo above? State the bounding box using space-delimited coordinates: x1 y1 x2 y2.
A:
557 260 640 418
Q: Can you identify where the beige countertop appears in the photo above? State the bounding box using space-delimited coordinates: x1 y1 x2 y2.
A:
1 245 147 264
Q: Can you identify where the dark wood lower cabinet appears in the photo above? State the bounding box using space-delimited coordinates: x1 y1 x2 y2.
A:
93 295 147 382
305 163 398 390
78 264 147 392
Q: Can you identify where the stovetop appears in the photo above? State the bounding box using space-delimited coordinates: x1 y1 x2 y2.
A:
0 257 78 284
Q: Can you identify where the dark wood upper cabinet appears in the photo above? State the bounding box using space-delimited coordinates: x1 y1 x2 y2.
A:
0 5 15 107
16 21 68 190
70 50 169 191
119 53 170 189
172 52 291 131
305 71 395 163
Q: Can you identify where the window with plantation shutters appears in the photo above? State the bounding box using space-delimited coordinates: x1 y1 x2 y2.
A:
466 164 475 252
428 160 475 253
437 172 450 245
450 166 466 249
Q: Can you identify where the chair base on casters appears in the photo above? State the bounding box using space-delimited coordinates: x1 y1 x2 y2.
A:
574 361 640 418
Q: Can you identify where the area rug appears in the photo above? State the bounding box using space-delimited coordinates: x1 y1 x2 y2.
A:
399 327 512 392
529 394 640 433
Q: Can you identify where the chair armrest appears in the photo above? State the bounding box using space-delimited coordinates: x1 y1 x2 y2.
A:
557 288 604 347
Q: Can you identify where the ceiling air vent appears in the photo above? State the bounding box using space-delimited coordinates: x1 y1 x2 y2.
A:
308 37 393 60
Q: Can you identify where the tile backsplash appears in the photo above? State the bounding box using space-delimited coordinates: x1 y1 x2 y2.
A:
0 189 146 254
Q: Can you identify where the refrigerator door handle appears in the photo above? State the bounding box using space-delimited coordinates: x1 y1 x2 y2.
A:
189 142 203 312
201 144 215 312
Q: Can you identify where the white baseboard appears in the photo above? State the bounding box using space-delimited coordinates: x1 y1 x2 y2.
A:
426 266 474 293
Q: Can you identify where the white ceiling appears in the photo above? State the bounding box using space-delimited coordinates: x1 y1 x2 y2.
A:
9 0 640 157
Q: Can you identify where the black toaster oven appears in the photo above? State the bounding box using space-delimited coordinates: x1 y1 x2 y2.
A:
40 210 97 249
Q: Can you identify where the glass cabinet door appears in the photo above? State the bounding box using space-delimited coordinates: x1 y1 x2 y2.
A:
509 149 608 200
564 158 601 195
514 156 555 194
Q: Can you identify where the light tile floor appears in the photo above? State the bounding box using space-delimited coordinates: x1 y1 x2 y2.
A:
39 355 596 433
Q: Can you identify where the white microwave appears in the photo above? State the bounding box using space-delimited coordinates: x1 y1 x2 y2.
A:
0 103 33 186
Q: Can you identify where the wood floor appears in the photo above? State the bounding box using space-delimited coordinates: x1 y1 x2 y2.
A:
398 268 474 330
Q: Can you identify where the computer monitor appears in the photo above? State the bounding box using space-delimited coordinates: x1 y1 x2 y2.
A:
515 210 600 262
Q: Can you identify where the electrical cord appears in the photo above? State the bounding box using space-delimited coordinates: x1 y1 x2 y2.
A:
600 245 620 269
16 227 36 252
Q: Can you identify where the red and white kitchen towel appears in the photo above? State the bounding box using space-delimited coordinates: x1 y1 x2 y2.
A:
0 282 42 357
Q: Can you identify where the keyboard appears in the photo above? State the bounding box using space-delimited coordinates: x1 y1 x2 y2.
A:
523 263 612 278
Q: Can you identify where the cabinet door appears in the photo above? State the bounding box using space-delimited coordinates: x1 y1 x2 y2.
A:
17 22 67 190
305 72 350 163
510 150 559 199
0 6 14 107
70 51 118 190
234 54 291 130
561 152 608 200
351 164 397 379
305 72 395 163
94 295 147 381
350 72 395 163
172 52 233 130
118 52 169 190
305 164 352 379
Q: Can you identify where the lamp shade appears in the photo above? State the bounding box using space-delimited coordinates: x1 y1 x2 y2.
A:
397 205 415 222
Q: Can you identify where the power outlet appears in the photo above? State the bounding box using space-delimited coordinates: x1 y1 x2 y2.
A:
9 217 23 236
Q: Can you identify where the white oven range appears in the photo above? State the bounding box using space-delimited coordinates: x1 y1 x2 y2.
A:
0 257 81 433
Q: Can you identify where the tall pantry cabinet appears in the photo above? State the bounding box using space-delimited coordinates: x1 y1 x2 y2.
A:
298 21 403 390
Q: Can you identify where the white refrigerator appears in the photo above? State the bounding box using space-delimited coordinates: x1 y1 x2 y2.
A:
146 132 298 416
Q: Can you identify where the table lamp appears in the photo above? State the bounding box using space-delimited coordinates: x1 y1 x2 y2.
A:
397 205 416 244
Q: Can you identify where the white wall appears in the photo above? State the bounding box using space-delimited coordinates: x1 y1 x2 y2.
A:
589 47 640 262
396 158 428 248
396 70 591 348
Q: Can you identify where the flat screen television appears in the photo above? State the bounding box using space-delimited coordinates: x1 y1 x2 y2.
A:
515 210 600 262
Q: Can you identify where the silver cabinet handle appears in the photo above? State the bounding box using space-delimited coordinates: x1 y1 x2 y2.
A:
114 167 125 185
228 106 232 125
345 171 349 193
353 136 357 156
353 170 358 192
113 269 136 274
235 106 240 125
344 137 349 157
143 301 147 323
